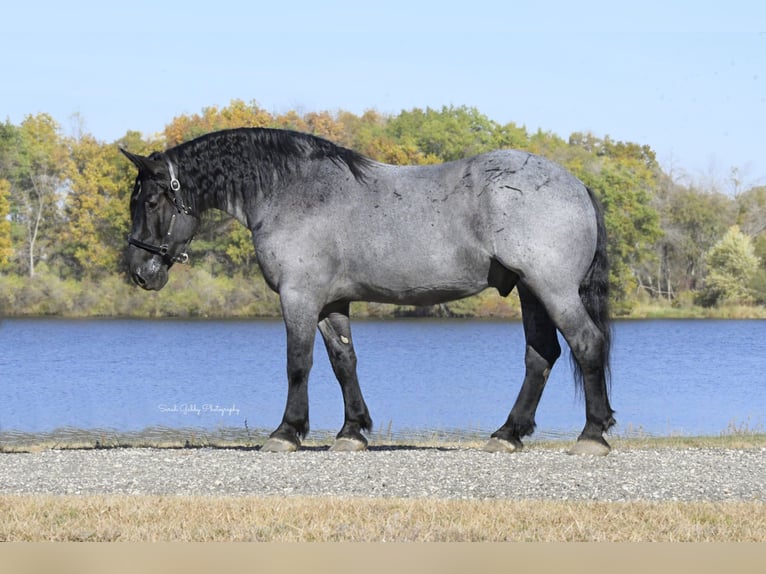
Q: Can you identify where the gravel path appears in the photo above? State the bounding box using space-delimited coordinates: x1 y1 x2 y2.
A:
1 447 764 501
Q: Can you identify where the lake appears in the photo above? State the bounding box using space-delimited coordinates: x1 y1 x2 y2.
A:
1 318 764 440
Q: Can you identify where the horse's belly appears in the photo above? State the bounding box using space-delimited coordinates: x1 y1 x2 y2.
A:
347 256 490 306
358 282 488 306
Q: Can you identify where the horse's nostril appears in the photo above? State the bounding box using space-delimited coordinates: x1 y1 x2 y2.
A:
131 272 146 287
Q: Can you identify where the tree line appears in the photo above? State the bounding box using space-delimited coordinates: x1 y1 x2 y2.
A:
1 100 765 318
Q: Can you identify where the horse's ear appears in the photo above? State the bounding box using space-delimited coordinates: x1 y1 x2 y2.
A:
120 148 149 172
120 148 165 177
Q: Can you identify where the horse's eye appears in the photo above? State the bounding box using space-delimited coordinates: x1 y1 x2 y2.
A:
146 194 160 210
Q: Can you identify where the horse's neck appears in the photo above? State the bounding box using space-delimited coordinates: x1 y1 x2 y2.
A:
182 155 252 226
203 186 250 227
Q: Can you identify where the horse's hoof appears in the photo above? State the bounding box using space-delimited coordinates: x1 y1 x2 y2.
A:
329 437 368 452
483 437 522 453
568 439 610 456
261 437 300 452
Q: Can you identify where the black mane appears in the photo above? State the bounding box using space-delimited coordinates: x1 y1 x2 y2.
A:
166 128 374 213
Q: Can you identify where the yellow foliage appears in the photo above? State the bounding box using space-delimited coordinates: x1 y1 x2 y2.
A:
164 99 274 145
63 135 131 277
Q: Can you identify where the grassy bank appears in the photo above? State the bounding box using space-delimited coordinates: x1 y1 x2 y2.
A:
627 301 766 319
4 269 766 319
1 496 763 542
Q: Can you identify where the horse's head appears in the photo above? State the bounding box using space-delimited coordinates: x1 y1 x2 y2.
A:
121 149 198 290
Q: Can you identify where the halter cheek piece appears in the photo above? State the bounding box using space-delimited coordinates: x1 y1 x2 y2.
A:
127 156 194 264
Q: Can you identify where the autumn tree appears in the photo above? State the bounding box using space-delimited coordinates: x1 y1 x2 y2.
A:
2 114 68 277
164 99 273 146
2 102 765 316
63 133 143 278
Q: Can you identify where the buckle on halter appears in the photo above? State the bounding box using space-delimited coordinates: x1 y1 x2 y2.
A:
166 155 181 193
176 252 189 264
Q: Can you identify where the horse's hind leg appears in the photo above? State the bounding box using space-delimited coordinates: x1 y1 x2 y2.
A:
533 288 615 455
485 284 561 453
318 304 372 451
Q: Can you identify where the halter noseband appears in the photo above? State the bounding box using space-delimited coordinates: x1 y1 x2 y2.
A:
127 155 194 264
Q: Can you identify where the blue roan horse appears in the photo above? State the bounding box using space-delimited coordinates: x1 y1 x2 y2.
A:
122 128 615 455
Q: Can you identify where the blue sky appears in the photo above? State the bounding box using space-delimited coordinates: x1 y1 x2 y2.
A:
2 1 765 189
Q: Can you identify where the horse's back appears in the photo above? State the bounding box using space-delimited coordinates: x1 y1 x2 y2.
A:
261 148 598 305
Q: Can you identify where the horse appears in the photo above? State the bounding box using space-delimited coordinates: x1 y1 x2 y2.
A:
121 127 615 455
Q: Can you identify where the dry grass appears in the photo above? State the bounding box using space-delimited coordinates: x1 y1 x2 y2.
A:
1 495 764 542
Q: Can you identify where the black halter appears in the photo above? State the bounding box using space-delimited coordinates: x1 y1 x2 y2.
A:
127 155 194 264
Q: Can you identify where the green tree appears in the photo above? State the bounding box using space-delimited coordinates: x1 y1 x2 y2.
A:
385 105 502 162
661 187 735 294
698 225 760 306
0 179 12 269
736 185 766 237
224 223 256 271
578 164 662 312
334 109 394 160
494 121 530 150
560 134 663 313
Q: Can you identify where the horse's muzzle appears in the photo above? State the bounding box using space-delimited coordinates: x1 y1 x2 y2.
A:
129 256 169 291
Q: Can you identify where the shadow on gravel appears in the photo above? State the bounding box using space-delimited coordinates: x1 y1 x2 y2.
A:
295 445 459 452
1 442 462 454
0 427 488 453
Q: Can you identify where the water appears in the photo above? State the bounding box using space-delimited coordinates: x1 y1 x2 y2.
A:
1 318 765 438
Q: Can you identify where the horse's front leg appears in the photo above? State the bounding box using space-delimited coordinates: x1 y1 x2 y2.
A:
261 289 319 452
318 305 372 451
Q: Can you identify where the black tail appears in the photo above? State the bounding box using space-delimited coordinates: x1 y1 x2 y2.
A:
572 187 612 394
